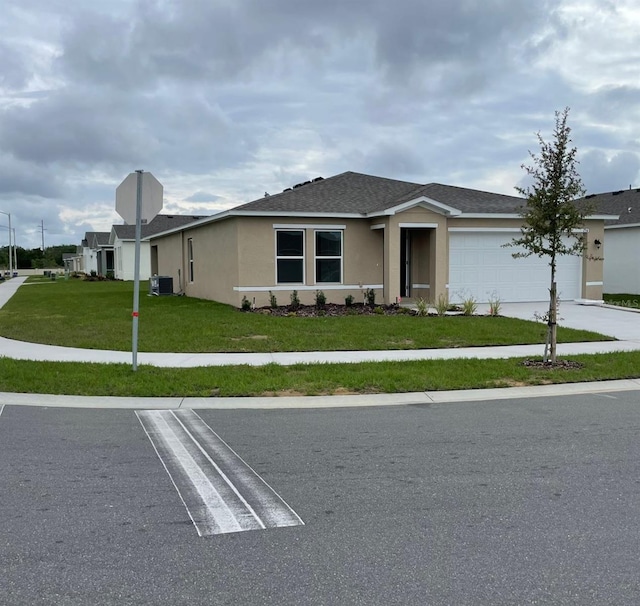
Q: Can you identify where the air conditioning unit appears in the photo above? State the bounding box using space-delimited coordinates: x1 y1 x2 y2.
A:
149 275 173 296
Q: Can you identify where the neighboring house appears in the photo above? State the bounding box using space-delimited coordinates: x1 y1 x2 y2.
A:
587 187 640 294
62 252 76 273
80 231 113 275
111 214 206 281
148 171 617 307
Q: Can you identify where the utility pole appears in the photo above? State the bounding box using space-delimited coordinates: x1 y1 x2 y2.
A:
40 220 46 252
0 211 12 277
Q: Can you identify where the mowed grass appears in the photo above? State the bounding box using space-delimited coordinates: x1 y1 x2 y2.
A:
0 278 610 352
1 352 640 397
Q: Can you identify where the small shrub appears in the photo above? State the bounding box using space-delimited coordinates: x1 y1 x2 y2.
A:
241 296 251 311
269 291 278 308
315 290 326 309
435 293 449 317
415 297 429 317
462 296 477 316
365 288 376 307
105 271 114 280
488 292 501 316
90 270 97 277
373 305 384 315
290 290 300 310
345 294 354 307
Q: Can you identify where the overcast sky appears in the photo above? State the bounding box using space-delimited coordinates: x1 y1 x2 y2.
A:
1 0 639 248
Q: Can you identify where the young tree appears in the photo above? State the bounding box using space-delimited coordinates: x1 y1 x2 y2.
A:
508 107 589 363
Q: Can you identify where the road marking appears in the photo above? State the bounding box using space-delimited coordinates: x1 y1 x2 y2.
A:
136 409 304 536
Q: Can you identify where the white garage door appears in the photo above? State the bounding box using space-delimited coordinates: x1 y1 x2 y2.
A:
448 231 582 303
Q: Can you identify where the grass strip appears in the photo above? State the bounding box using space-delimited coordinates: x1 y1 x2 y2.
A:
1 352 639 398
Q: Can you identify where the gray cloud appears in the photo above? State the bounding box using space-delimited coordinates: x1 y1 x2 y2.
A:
1 0 640 248
184 191 221 203
580 150 640 193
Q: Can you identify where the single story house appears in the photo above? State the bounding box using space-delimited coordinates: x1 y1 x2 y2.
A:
148 171 616 307
586 187 640 294
112 214 206 281
80 231 113 275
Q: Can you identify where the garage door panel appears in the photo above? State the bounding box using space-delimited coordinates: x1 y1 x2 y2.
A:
448 232 581 303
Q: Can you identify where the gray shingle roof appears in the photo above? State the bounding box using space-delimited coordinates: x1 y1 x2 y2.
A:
113 214 207 239
582 188 640 227
234 172 423 214
235 171 528 215
82 231 110 248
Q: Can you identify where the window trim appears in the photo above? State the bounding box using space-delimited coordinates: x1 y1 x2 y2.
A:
187 237 194 283
314 229 343 284
275 229 305 285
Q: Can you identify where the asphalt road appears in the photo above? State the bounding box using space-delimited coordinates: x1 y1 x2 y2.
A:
2 392 640 605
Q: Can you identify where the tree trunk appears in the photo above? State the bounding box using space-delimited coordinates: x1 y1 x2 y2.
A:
550 281 557 363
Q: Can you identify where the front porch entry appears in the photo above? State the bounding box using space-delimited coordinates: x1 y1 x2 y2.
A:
400 227 433 301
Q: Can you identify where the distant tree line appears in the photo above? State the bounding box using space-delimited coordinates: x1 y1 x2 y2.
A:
0 244 77 269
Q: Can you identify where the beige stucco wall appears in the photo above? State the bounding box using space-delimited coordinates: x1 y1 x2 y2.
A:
234 217 384 307
154 232 184 292
151 211 606 308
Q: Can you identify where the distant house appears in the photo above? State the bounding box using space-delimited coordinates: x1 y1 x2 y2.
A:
80 231 113 275
585 188 640 294
111 214 206 281
147 171 616 307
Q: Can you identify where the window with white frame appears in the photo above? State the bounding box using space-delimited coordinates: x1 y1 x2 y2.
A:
187 238 194 282
315 230 342 283
276 230 304 284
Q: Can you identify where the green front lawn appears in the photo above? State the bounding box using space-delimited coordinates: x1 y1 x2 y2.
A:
0 279 610 352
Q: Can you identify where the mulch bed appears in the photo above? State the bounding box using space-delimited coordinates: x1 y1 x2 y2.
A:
242 303 455 317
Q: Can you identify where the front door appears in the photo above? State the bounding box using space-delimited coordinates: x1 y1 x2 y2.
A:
400 229 411 298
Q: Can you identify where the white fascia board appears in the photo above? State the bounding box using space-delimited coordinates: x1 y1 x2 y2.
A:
605 223 640 230
448 227 522 232
370 223 385 230
233 211 362 219
272 223 347 230
367 196 462 217
586 214 619 220
399 222 439 229
456 213 521 219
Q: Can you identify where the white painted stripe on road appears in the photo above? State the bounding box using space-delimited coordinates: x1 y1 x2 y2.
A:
178 410 304 528
0 404 4 418
137 410 243 535
136 409 304 536
168 410 266 530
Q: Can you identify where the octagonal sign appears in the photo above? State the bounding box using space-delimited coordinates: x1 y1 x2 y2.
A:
116 171 163 225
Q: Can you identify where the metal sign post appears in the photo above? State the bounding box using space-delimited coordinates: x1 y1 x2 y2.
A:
131 170 143 371
115 170 163 372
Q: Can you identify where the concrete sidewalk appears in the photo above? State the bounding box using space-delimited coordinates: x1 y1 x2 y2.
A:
1 277 640 409
2 276 640 367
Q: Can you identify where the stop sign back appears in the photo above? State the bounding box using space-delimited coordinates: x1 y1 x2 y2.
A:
116 171 163 225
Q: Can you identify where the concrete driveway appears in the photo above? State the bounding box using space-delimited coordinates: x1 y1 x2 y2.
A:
480 300 640 342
